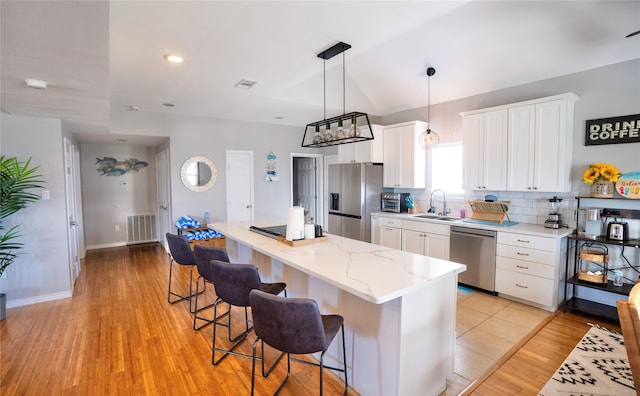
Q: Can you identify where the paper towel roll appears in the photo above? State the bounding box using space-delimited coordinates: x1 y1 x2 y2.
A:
285 206 305 241
304 223 316 240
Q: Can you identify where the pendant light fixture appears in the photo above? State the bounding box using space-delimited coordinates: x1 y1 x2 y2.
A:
301 42 374 148
418 67 440 149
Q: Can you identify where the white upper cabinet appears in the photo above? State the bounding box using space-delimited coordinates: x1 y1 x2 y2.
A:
462 109 508 190
383 121 427 188
507 95 577 192
338 124 384 163
462 93 578 193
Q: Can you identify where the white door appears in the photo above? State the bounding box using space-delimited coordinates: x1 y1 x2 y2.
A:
73 145 85 259
156 149 172 249
226 150 254 222
291 153 324 224
63 137 80 288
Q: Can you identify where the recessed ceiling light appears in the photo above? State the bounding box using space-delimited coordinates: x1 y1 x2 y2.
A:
234 79 258 89
162 102 175 107
275 116 284 120
117 139 128 142
128 105 140 111
24 79 47 89
163 53 184 63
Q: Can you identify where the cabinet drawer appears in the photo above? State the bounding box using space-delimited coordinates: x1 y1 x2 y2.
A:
379 217 402 228
496 244 554 265
495 268 553 306
496 256 554 279
497 232 555 250
401 220 450 236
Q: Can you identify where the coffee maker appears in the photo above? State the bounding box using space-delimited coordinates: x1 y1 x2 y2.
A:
544 196 564 229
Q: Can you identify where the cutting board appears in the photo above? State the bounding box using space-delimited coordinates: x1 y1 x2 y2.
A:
277 235 328 247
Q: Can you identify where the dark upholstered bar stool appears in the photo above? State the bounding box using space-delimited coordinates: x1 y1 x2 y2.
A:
165 232 201 312
209 260 287 366
192 245 230 330
249 289 348 396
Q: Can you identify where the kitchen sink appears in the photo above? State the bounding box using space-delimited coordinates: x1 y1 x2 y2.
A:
414 214 458 221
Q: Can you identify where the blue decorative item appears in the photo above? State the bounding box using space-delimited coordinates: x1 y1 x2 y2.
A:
96 157 148 176
266 152 277 176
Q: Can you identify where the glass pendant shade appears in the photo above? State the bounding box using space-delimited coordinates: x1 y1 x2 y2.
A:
418 128 440 149
334 120 347 140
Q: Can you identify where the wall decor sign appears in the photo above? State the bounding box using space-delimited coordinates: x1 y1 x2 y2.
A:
585 113 640 146
615 172 640 199
96 157 148 176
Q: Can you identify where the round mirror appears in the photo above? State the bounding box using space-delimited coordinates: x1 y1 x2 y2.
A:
180 156 218 192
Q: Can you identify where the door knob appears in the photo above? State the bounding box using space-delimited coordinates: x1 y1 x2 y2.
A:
246 204 252 208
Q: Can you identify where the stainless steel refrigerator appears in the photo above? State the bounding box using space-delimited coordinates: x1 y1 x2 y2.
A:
328 163 383 242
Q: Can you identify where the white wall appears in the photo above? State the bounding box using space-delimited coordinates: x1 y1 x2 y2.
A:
111 112 330 227
0 114 72 306
80 143 157 248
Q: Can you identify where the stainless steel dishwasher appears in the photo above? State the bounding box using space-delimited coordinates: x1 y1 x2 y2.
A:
450 225 497 293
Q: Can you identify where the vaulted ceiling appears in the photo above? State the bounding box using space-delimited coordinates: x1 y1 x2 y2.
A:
1 1 639 145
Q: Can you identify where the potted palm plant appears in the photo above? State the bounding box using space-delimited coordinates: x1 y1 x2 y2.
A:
0 156 45 320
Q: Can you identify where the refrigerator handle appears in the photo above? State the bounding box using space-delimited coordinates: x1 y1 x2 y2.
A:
330 193 339 211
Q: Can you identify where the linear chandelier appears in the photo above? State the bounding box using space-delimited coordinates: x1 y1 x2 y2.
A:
301 42 374 148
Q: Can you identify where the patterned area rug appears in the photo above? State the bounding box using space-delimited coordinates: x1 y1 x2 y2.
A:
538 324 636 395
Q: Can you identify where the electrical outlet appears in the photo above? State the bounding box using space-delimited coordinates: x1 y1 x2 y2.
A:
115 225 120 232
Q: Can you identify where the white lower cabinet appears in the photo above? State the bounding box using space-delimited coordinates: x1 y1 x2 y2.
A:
401 220 450 260
495 232 565 311
371 216 402 250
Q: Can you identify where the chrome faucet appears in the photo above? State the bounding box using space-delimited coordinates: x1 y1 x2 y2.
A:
429 189 450 216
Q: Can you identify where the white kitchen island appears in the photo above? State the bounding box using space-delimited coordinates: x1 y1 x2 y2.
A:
210 221 466 396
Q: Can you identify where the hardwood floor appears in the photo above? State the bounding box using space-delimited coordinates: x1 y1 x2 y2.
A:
0 243 351 395
1 243 626 396
465 311 622 395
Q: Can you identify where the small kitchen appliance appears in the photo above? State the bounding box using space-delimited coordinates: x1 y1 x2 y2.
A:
583 208 602 239
607 220 629 241
544 196 564 229
381 192 410 213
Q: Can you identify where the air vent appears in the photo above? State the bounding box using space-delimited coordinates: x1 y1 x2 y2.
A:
234 79 258 89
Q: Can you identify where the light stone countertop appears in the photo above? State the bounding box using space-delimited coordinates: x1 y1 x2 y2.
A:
210 221 467 305
371 211 574 238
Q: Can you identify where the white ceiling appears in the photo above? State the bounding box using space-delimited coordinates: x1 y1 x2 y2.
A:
1 1 639 146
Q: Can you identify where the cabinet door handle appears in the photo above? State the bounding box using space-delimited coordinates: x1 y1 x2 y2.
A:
516 252 530 256
515 283 528 289
517 239 530 243
516 265 529 269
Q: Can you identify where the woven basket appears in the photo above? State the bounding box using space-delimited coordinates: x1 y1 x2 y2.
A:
579 249 609 263
578 270 607 284
590 180 614 198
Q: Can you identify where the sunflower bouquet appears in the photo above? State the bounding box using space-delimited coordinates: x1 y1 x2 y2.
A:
582 163 621 185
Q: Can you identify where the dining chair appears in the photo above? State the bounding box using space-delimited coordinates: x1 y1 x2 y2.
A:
209 260 286 366
192 244 230 330
249 289 348 396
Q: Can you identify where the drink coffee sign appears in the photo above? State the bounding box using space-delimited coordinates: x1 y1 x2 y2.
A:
585 114 640 146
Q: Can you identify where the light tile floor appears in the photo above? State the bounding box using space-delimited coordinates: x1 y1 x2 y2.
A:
441 289 553 395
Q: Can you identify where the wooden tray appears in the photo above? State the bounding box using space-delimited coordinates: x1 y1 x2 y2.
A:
188 236 226 250
277 235 328 247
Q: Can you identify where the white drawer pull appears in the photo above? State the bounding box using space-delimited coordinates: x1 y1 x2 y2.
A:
517 239 530 243
516 265 529 270
517 252 530 256
516 283 528 289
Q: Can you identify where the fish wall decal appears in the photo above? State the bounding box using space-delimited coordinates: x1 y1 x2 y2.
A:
96 157 148 176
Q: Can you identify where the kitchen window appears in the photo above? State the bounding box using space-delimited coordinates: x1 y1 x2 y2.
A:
430 142 463 194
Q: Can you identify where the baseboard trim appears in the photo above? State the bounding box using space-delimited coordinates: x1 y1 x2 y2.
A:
86 242 127 250
6 290 73 309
